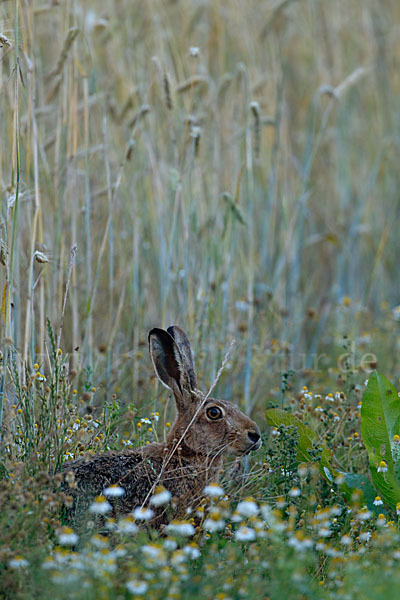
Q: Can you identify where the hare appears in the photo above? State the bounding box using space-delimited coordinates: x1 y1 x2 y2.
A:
62 326 261 526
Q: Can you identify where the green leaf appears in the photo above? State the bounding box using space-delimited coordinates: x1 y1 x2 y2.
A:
361 372 400 508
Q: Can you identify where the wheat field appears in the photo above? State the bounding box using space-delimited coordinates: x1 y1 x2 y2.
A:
1 0 400 598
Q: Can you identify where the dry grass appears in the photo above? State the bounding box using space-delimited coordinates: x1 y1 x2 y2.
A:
1 1 400 597
0 1 398 402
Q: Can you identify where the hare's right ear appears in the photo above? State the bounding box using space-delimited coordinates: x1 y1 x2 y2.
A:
167 325 197 390
148 328 193 409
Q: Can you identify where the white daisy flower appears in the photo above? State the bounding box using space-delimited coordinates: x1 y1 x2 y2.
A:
340 535 352 546
118 516 138 534
150 487 172 506
89 496 112 514
103 484 125 497
163 538 178 551
237 498 258 517
132 507 154 521
183 544 201 559
8 556 29 568
235 526 256 542
166 521 195 536
58 527 79 546
203 483 224 497
126 580 148 595
203 518 225 532
171 550 186 566
288 534 313 551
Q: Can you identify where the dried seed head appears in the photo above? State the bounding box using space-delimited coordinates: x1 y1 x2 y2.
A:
0 34 12 48
0 242 7 266
176 76 208 94
163 72 173 110
250 101 261 159
48 27 79 79
34 251 50 264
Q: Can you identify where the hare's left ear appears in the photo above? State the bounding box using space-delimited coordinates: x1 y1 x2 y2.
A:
148 328 194 411
167 325 197 390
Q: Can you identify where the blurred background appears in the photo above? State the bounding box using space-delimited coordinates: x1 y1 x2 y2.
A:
1 0 400 418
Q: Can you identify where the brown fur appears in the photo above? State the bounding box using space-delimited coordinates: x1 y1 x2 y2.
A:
62 326 261 526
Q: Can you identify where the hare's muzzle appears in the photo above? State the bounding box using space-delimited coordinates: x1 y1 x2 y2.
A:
246 429 262 451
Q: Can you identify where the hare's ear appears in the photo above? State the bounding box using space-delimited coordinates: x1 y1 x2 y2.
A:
148 328 193 409
167 325 197 390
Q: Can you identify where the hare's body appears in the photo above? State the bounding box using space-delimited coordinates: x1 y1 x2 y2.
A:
62 326 261 526
63 443 223 526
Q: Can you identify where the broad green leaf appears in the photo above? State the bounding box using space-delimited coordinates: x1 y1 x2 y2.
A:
361 372 400 508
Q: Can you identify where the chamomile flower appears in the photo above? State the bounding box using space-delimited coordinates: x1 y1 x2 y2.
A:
203 516 226 532
142 544 167 565
90 495 112 514
103 484 125 497
288 532 313 551
183 543 201 559
126 580 148 595
377 460 388 473
289 487 301 498
235 526 256 542
203 483 224 497
357 508 372 521
237 498 258 517
377 513 386 526
90 534 109 548
132 507 154 521
170 550 186 566
373 496 383 506
150 486 172 506
57 527 79 546
166 521 195 536
340 535 352 546
359 531 372 542
8 556 29 568
118 515 139 534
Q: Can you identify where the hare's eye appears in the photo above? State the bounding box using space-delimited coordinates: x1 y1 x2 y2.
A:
206 406 223 421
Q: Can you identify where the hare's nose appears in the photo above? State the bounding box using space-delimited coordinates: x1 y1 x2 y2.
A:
248 430 260 444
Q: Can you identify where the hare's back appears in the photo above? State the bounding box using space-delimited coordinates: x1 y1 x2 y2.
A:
62 448 164 519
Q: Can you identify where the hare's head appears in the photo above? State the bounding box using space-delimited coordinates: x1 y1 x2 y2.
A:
149 326 261 460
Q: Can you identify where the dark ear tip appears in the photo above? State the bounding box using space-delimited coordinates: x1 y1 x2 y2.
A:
148 328 174 346
148 327 163 342
167 325 180 339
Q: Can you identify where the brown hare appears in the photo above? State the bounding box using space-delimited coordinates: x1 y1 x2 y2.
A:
62 326 261 526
